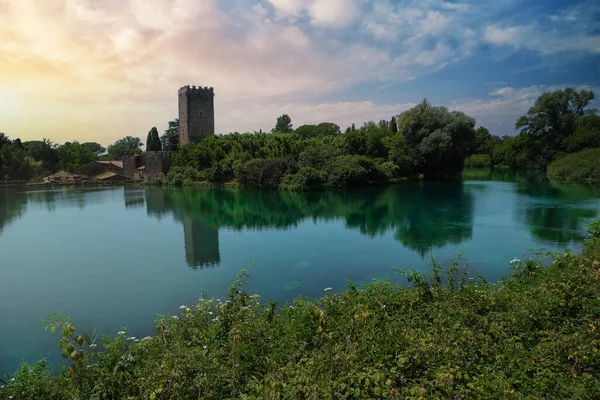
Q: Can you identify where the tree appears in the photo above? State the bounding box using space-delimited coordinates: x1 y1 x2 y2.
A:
57 142 97 171
390 116 398 134
23 139 59 173
515 87 596 169
351 123 356 131
161 119 179 151
564 113 600 153
398 99 476 180
82 142 106 156
107 136 143 160
273 114 293 133
146 127 162 152
0 133 10 149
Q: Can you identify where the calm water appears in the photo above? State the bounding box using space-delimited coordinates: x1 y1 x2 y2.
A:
1 175 599 375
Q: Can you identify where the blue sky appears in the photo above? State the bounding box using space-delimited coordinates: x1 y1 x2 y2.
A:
0 0 599 144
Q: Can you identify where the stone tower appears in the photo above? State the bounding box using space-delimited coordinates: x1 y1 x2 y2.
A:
178 85 215 144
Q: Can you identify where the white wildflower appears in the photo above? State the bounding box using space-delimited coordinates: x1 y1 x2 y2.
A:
89 344 97 349
171 315 179 320
117 331 126 335
208 311 213 315
134 339 140 342
10 378 14 382
250 294 260 299
510 257 520 265
126 354 134 362
212 316 219 322
142 336 152 341
324 287 332 292
179 305 187 309
203 345 208 350
127 337 136 341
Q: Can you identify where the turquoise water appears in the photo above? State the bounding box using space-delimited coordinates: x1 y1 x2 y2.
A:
1 177 599 375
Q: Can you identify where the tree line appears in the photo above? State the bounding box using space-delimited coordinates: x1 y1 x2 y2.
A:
1 88 598 184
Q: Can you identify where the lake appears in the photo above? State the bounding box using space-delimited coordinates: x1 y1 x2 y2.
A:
1 173 599 376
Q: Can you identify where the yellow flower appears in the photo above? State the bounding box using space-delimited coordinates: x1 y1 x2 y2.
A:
386 379 392 386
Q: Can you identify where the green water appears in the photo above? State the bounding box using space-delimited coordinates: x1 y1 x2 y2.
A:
1 176 599 375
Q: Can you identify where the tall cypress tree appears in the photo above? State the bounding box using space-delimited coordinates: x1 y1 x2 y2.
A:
390 116 398 133
146 127 162 152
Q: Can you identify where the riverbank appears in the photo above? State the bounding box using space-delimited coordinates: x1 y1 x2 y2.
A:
1 220 598 399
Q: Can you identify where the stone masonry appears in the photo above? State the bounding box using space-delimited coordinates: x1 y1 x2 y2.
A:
178 85 215 144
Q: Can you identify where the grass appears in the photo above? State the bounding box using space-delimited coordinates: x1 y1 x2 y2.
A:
1 223 599 399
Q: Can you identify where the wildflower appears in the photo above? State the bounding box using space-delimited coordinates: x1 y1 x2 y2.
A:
203 345 208 350
509 257 520 265
126 354 134 362
142 336 152 341
89 343 97 349
212 316 219 322
324 287 332 292
208 311 213 315
134 339 140 342
86 365 91 368
10 378 14 382
127 337 136 341
9 396 14 399
171 315 179 320
250 294 260 299
179 305 187 309
117 331 126 335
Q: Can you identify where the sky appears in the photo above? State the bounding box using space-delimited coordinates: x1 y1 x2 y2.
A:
0 0 599 147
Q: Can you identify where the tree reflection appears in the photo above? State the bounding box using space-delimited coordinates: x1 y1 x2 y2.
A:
515 180 600 246
0 188 27 235
143 183 476 266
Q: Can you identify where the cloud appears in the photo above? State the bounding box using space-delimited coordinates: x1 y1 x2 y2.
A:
309 0 359 27
484 24 600 54
451 84 600 134
0 0 598 145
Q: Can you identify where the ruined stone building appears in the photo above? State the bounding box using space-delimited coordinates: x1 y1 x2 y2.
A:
178 85 215 144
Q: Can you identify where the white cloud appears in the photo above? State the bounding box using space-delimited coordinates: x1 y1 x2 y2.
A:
309 0 359 27
266 0 305 17
484 24 600 54
451 85 600 134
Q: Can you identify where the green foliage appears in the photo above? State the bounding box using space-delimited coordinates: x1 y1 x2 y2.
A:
295 122 341 138
464 153 492 168
564 113 600 153
279 167 325 191
273 114 293 133
2 225 600 399
146 127 162 152
106 136 143 160
160 119 179 151
398 99 476 179
515 88 596 170
325 155 380 188
57 141 97 172
237 157 297 189
547 148 600 182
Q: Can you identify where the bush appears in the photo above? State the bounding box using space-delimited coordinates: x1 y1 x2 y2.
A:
464 153 492 168
165 166 203 186
207 160 234 183
325 155 381 188
237 157 297 189
279 167 326 191
547 148 600 182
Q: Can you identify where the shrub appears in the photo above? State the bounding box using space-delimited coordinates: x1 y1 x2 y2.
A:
325 155 380 188
464 153 492 168
547 148 600 182
236 157 297 189
279 167 326 191
207 160 234 183
165 166 203 186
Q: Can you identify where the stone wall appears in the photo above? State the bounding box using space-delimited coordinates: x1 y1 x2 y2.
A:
123 152 171 180
178 85 215 144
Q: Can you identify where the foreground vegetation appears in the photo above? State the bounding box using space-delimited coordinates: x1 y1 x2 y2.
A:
1 220 599 399
547 148 600 182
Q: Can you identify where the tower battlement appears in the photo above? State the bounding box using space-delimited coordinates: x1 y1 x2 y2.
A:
178 84 215 144
179 85 214 94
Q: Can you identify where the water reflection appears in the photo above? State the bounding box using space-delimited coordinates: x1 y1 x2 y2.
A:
141 183 476 266
0 188 26 235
